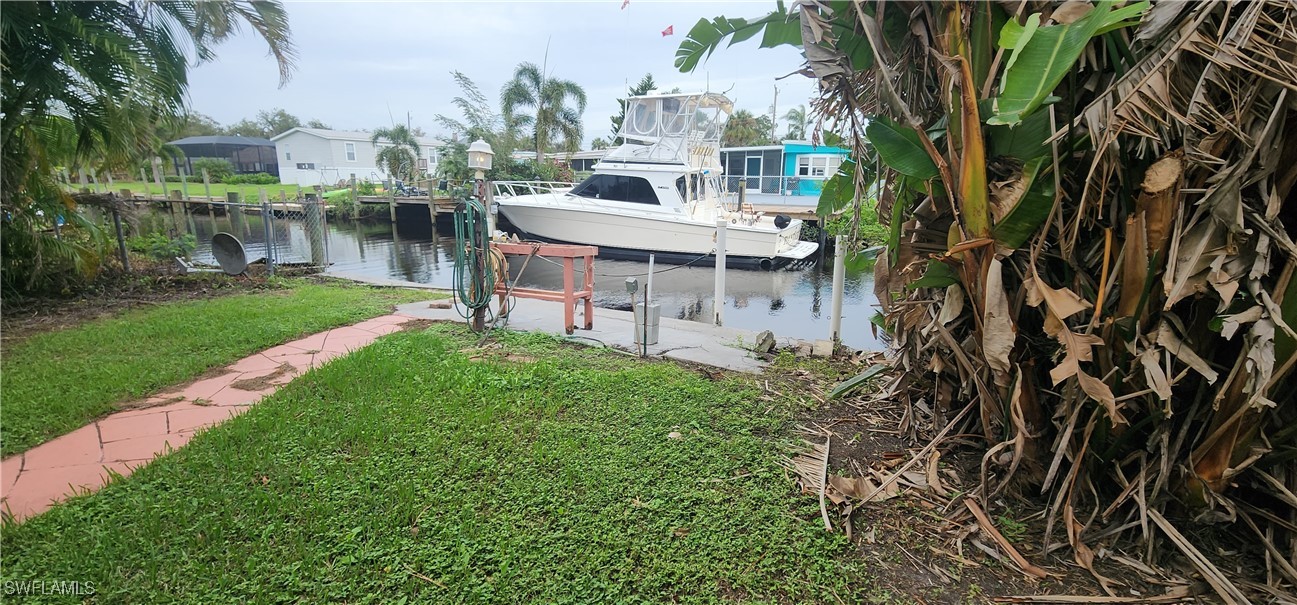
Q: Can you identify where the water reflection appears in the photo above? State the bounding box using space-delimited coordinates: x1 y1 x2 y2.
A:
160 207 883 350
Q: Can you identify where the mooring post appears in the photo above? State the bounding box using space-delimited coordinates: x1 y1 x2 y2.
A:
229 191 246 238
89 170 101 193
349 173 358 220
261 201 275 276
180 168 189 200
830 235 846 343
77 168 90 194
817 218 828 263
112 206 131 273
714 218 727 326
150 157 165 200
104 171 114 191
305 193 327 266
201 168 212 201
387 180 397 222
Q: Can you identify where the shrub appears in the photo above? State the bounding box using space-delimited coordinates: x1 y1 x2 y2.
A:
190 158 235 182
126 232 197 261
357 180 377 195
224 172 279 185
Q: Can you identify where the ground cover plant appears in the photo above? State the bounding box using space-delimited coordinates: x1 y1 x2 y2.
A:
1 325 880 603
0 279 430 456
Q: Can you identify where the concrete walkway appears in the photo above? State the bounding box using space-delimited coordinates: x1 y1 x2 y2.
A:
397 298 791 373
0 314 413 522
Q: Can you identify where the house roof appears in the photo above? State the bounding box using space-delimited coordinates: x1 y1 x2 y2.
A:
168 135 275 147
271 127 443 147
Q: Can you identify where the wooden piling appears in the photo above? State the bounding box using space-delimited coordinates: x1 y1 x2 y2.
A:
180 168 190 200
350 173 358 220
229 191 247 238
304 193 327 266
201 169 212 201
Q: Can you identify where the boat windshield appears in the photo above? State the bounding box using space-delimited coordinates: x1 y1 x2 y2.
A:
569 173 660 205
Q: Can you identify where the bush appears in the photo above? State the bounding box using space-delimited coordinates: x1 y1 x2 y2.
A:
357 180 377 195
224 172 279 185
126 232 197 261
190 158 235 182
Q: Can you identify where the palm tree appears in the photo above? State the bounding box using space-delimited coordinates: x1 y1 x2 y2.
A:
500 62 588 162
590 137 611 150
783 105 808 140
370 125 422 184
0 1 294 294
721 110 766 147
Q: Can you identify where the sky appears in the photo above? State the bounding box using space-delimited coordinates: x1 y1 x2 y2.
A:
186 0 817 147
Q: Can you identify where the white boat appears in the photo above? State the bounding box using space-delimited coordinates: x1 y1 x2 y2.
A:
493 92 819 270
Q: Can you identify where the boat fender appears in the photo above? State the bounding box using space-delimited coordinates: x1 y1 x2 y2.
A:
774 214 791 229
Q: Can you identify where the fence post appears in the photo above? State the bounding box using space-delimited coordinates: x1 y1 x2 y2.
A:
151 157 165 200
304 193 326 266
830 235 846 343
228 191 246 238
349 173 358 220
387 180 396 222
714 218 727 326
261 201 275 276
112 205 131 273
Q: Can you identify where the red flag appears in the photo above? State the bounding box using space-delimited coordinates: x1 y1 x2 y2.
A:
621 0 629 9
661 25 673 36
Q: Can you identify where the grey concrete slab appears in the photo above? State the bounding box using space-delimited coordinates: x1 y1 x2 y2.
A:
395 297 802 373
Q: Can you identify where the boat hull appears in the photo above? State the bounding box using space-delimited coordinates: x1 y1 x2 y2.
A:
496 201 816 270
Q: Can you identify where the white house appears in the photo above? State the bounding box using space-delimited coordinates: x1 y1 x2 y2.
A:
271 127 444 187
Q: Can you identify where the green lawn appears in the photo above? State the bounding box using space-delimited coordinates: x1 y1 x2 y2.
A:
92 181 321 201
1 326 878 603
0 280 433 456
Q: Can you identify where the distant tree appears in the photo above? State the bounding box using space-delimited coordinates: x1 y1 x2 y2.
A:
783 105 808 140
172 113 224 139
255 108 301 137
723 110 771 147
590 137 611 150
224 119 265 138
305 119 331 129
436 71 521 182
610 73 656 143
501 61 587 160
371 125 422 183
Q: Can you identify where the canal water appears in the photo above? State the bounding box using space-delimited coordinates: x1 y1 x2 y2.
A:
170 208 885 350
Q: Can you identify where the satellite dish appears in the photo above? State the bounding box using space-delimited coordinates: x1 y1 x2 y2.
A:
210 232 248 275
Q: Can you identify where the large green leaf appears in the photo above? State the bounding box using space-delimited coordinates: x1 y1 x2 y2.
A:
991 158 1055 248
988 105 1052 161
675 3 797 73
909 260 959 289
988 0 1148 126
866 117 938 180
817 158 856 216
828 364 888 399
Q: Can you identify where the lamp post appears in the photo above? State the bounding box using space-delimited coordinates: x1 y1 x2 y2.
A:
466 139 495 331
467 139 495 236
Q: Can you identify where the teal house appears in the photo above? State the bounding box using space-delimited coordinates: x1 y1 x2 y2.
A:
718 140 850 200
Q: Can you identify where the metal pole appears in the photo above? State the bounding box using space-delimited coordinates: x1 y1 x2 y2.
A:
830 235 846 342
262 201 275 276
112 207 131 272
714 218 727 326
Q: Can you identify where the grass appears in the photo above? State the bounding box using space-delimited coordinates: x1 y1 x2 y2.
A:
0 280 433 456
89 181 321 201
1 326 881 603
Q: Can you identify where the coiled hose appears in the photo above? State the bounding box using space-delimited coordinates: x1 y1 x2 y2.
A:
452 198 497 328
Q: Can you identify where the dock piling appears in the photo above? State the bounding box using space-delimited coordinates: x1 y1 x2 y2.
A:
830 235 845 343
714 219 727 326
229 191 247 238
304 193 327 266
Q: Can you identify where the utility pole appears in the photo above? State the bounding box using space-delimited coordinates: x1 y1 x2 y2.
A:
770 84 779 142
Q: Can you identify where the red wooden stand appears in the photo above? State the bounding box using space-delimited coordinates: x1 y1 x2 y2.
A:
492 242 597 334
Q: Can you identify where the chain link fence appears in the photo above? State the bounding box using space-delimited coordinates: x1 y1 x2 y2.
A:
110 195 330 274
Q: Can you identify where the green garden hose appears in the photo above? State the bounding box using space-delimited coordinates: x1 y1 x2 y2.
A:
452 198 496 327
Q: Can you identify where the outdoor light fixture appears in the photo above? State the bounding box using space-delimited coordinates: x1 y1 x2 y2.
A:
467 139 494 172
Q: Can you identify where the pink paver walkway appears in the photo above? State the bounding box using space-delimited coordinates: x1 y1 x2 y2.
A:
0 313 412 522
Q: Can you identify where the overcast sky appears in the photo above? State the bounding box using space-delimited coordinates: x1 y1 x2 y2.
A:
186 0 817 146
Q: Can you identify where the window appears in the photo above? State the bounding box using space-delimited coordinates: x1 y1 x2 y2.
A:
296 162 315 170
286 151 292 161
798 155 840 177
570 174 659 205
345 142 357 162
797 155 842 177
674 174 706 202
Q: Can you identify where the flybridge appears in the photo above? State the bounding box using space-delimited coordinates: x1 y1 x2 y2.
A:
602 92 732 172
